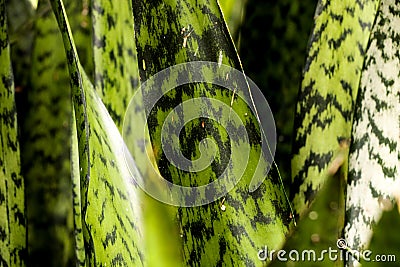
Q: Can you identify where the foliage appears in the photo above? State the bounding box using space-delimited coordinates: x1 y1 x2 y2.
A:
290 0 400 266
21 1 74 264
1 0 400 266
345 2 400 265
291 0 381 217
0 1 26 265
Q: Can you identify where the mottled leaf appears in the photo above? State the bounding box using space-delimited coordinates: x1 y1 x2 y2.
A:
131 0 294 265
92 0 139 130
0 0 26 265
91 1 183 266
291 0 380 217
65 0 93 80
71 108 86 267
50 0 146 265
345 1 400 266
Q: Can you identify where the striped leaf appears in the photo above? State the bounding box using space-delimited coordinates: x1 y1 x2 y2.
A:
71 108 86 266
291 0 380 217
131 0 294 265
0 0 26 265
92 0 139 130
345 1 400 266
50 0 146 265
91 1 182 266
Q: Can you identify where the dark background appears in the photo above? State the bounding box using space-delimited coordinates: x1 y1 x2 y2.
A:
237 0 316 188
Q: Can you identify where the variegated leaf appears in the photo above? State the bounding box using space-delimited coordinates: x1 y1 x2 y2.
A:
291 0 380 218
131 0 294 265
0 0 26 265
345 1 400 266
50 0 146 265
92 0 139 130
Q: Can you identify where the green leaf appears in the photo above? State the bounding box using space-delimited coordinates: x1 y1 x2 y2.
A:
0 0 26 265
71 108 86 266
92 0 139 130
91 1 183 266
131 0 294 265
345 1 400 265
291 0 380 217
50 0 146 265
141 191 184 267
218 0 246 45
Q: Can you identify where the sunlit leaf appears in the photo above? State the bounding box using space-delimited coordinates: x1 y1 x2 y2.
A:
50 0 146 265
218 0 247 45
291 0 380 218
131 0 294 265
345 2 400 266
91 0 183 265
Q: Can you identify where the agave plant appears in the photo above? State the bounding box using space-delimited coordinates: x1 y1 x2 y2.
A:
1 0 399 266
